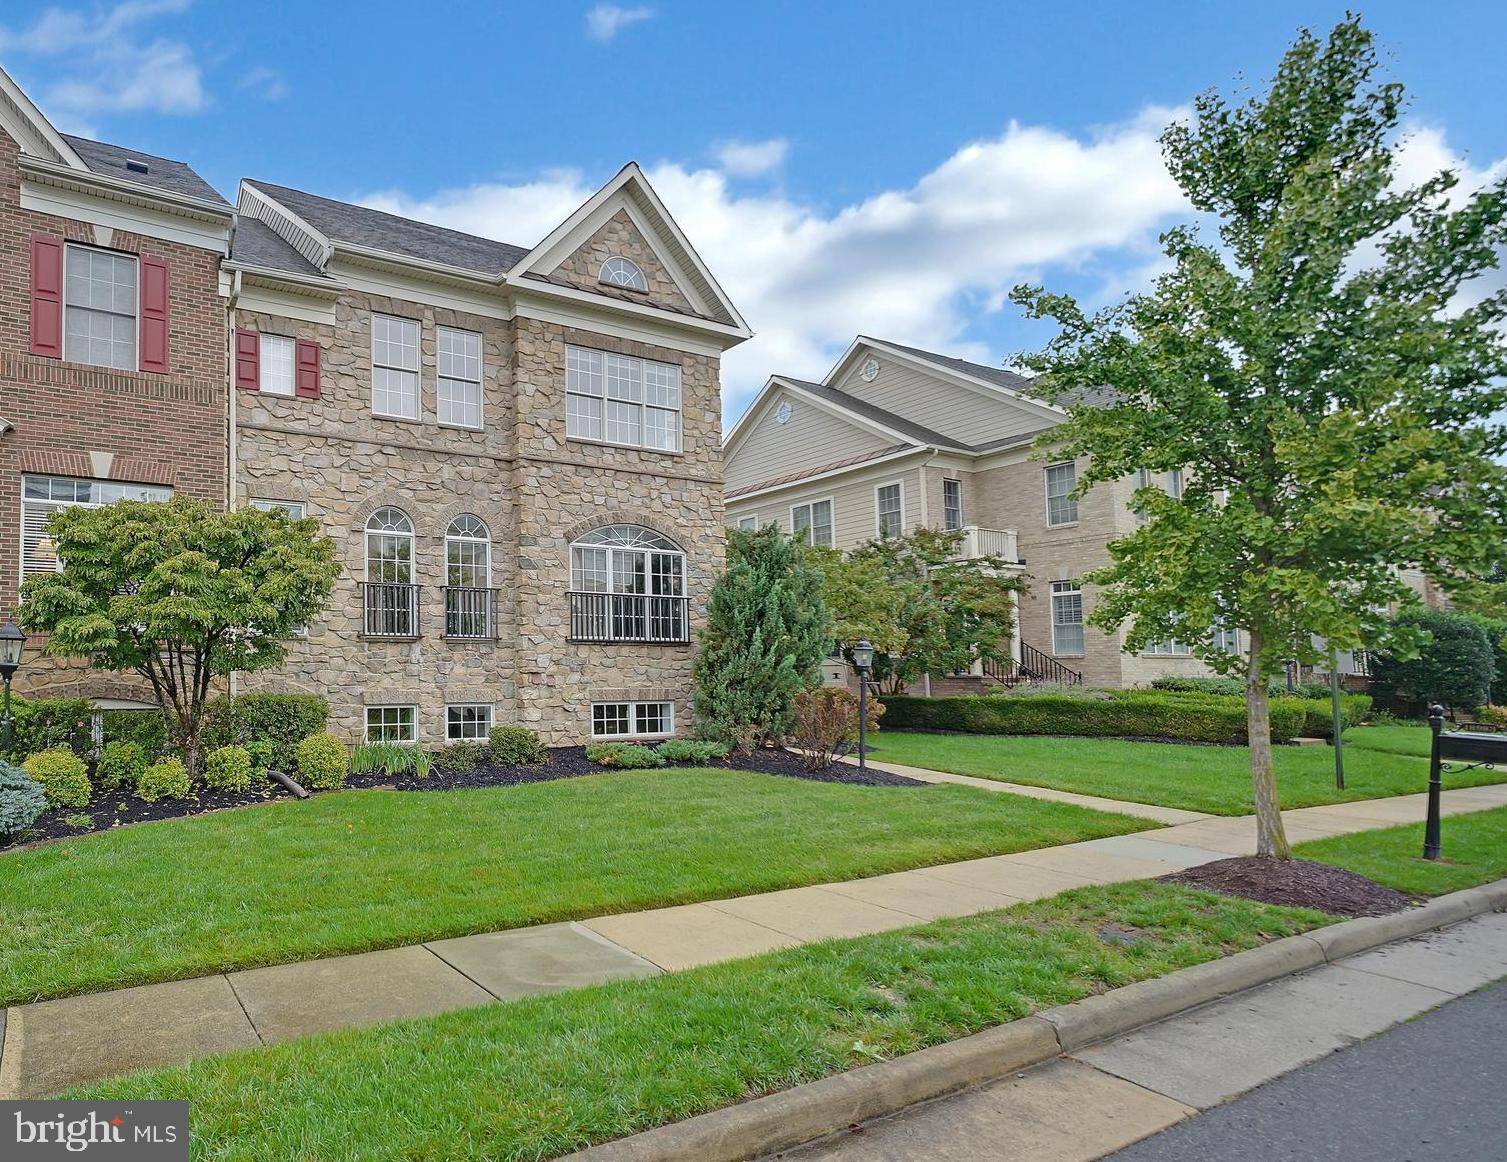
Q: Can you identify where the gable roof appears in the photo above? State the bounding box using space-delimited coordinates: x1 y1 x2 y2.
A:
242 180 531 276
63 134 227 205
229 217 326 277
779 377 971 451
876 339 1035 394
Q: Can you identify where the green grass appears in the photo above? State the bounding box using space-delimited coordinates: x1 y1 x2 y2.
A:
0 768 1150 1006
1341 722 1432 758
1300 805 1507 896
75 882 1328 1159
869 730 1503 815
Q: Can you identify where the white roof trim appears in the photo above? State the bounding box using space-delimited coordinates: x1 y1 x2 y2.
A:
238 182 335 271
724 374 924 460
19 154 232 223
505 163 751 338
0 66 83 168
829 336 1065 421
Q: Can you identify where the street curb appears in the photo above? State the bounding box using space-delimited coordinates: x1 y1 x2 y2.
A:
566 879 1507 1162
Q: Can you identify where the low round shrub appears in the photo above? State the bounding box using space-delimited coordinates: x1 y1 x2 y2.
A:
296 732 348 790
0 762 47 837
489 725 547 766
137 757 191 803
586 742 666 769
655 739 731 763
435 741 489 773
22 748 91 808
203 745 255 793
94 740 147 792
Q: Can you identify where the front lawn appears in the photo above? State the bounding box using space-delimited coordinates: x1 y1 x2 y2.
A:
868 731 1497 815
0 768 1149 1006
1299 805 1507 896
76 882 1328 1158
1341 722 1432 758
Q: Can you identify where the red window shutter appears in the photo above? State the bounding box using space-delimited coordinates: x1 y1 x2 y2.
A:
29 234 64 358
138 255 170 373
234 329 260 390
294 339 321 398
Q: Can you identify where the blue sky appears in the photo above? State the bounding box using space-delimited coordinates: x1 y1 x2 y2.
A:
4 0 1505 423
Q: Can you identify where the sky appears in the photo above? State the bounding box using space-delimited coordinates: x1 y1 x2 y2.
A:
3 0 1505 426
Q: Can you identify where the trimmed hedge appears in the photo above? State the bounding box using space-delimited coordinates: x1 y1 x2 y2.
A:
22 748 91 807
201 693 329 772
880 690 1306 744
1293 694 1372 739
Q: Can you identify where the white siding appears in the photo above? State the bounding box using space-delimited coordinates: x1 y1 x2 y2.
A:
725 387 894 492
726 461 926 551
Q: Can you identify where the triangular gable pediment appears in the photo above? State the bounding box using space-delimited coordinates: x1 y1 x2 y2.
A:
724 374 921 460
507 163 749 336
0 67 84 167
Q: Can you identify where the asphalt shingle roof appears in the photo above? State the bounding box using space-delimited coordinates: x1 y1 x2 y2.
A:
244 180 530 276
874 337 1122 410
229 218 326 278
62 134 228 204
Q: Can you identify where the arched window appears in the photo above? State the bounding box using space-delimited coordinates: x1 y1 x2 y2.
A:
599 255 648 292
445 514 494 639
363 507 416 637
568 525 687 642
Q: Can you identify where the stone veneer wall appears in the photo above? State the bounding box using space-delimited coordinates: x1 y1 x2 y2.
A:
548 209 698 317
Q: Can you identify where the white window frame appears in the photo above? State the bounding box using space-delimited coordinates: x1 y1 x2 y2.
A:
444 514 491 588
436 325 483 429
565 343 682 452
259 334 297 397
62 243 138 372
1050 580 1085 656
875 481 904 538
20 475 171 580
1045 462 1078 528
599 255 648 292
446 703 493 741
371 313 421 421
943 478 963 532
1144 639 1194 657
365 506 414 584
591 700 675 740
735 514 758 532
790 497 835 548
1212 621 1239 654
366 705 417 743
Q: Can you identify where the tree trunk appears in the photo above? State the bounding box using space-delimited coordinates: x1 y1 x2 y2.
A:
1245 629 1291 859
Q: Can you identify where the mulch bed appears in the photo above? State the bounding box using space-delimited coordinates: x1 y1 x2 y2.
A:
1161 855 1416 917
8 746 923 848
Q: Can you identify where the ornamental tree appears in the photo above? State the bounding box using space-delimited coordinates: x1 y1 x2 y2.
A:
20 498 339 773
1011 17 1507 857
692 524 832 753
1370 609 1495 713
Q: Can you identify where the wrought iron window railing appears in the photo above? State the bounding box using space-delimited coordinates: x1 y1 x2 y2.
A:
568 591 689 643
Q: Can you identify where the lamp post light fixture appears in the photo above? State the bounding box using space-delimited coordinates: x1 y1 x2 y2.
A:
851 638 875 772
0 618 27 755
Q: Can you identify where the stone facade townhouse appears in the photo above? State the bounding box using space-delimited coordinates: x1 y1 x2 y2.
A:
0 68 233 708
0 66 750 744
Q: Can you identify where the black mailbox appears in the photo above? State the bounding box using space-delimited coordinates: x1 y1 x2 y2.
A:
1437 730 1507 765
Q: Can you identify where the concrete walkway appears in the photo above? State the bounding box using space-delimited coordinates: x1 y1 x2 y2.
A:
789 910 1507 1160
3 777 1505 1098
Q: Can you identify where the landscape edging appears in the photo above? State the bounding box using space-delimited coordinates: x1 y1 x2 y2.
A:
566 878 1507 1162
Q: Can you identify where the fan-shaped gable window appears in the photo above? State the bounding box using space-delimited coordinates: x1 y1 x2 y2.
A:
568 525 688 643
599 255 648 292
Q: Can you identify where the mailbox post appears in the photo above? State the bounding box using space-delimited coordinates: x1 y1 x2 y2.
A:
1425 706 1507 861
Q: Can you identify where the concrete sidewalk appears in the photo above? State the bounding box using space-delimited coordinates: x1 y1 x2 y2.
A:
3 778 1504 1098
789 910 1507 1160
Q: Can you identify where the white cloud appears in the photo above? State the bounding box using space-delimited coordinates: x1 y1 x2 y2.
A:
360 107 1193 424
714 138 789 178
584 3 653 42
236 65 288 102
0 0 204 118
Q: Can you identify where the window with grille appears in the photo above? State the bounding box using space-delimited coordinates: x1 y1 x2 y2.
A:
943 478 963 531
592 700 674 739
21 475 171 579
437 326 482 428
446 704 492 741
372 314 420 419
366 705 416 742
598 255 648 291
565 344 682 451
64 245 137 370
259 334 296 397
791 499 834 548
1051 580 1084 655
1045 462 1078 527
876 482 903 537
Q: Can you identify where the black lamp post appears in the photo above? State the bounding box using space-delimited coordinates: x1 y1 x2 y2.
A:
0 619 27 755
1425 703 1445 861
852 638 875 772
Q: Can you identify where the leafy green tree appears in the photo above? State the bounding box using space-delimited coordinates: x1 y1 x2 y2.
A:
1372 610 1495 713
813 528 1021 694
20 498 339 773
1011 18 1507 857
693 525 832 753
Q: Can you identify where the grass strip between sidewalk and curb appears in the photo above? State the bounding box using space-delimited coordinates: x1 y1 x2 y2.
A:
0 768 1151 1007
1296 805 1507 896
71 883 1327 1160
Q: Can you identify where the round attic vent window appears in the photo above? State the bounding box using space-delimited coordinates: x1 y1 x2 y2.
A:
860 357 880 382
775 401 793 425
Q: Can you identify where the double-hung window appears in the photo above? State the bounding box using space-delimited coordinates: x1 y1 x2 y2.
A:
437 326 482 428
876 482 903 537
565 344 682 451
259 335 296 397
1045 462 1078 527
372 314 420 420
1050 580 1084 655
64 245 137 371
21 475 171 578
943 478 963 531
791 499 834 548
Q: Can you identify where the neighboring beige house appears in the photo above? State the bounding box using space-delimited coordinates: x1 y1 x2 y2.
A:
723 336 1230 690
226 164 749 745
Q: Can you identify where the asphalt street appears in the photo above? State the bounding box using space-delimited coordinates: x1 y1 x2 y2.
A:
1108 978 1507 1161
